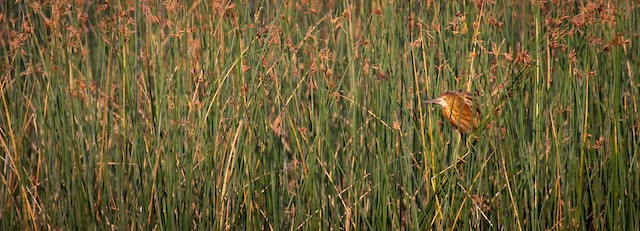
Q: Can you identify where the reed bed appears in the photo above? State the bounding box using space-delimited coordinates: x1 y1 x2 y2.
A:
1 0 639 229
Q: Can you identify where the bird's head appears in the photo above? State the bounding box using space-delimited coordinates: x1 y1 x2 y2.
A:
425 92 458 107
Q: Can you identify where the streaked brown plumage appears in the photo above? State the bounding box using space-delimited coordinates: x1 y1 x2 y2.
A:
425 90 482 135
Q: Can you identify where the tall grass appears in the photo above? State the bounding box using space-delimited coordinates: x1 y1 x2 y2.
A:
1 0 639 229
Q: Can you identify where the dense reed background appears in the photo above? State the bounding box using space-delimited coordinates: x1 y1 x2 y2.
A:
1 0 639 229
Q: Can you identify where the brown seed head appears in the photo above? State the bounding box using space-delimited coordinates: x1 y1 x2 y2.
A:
426 90 482 134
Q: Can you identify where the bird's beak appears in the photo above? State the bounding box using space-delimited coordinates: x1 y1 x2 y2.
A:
424 97 446 106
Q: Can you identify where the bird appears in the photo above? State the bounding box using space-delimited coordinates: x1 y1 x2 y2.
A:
425 90 482 135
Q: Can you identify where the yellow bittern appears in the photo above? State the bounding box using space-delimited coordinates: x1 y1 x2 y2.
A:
425 90 482 135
